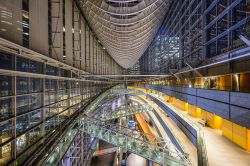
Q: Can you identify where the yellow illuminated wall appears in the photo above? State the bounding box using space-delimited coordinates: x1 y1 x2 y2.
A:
201 109 221 129
172 98 188 111
131 85 250 152
222 119 250 151
222 119 233 140
240 73 250 93
218 75 231 91
187 104 201 118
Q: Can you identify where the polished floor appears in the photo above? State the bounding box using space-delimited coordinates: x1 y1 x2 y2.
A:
163 98 250 166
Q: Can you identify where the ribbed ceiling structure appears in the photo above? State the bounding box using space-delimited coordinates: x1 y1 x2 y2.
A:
77 0 171 68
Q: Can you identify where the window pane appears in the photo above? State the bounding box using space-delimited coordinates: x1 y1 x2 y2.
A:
16 77 29 95
30 94 42 110
0 76 12 97
0 120 13 143
0 98 13 120
16 114 29 135
0 52 12 69
16 110 41 135
30 78 41 93
29 126 42 145
46 65 58 76
30 60 42 73
16 134 28 155
0 141 12 165
16 95 29 115
49 92 57 104
45 116 58 132
17 57 29 72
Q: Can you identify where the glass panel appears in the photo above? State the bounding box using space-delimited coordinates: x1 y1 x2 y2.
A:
59 80 68 90
16 77 29 95
30 110 41 125
0 141 12 165
0 98 13 120
29 126 42 145
29 60 42 73
16 57 29 72
16 110 41 135
0 76 12 97
49 92 56 104
57 100 68 112
50 80 57 91
0 52 12 70
46 65 58 76
16 114 29 135
60 69 70 77
16 95 29 115
30 78 41 93
0 120 13 144
45 116 58 133
16 134 28 155
45 80 50 91
44 92 50 106
30 94 42 110
45 104 58 119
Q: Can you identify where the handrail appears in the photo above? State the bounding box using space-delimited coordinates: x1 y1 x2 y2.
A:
35 86 194 165
129 87 209 166
30 87 116 165
79 116 192 166
149 91 209 166
96 104 153 121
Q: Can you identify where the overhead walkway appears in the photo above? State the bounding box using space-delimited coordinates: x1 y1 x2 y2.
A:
130 96 197 165
131 86 250 166
128 87 208 166
32 87 121 165
96 104 153 121
80 117 191 166
38 87 191 166
142 98 198 166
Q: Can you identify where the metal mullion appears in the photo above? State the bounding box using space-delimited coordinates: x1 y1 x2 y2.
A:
41 76 45 141
15 91 43 97
0 38 90 76
12 74 17 160
14 107 42 119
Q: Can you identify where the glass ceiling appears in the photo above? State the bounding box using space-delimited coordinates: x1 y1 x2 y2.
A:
76 0 172 68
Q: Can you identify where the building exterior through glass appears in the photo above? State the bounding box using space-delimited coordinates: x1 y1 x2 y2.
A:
0 0 250 166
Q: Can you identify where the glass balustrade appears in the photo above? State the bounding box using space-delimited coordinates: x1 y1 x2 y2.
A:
79 117 191 166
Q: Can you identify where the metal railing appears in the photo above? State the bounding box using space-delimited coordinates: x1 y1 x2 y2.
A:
35 86 194 166
45 128 78 166
133 87 209 166
79 117 191 166
96 104 153 121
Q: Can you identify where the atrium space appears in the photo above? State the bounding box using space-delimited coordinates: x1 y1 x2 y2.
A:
0 0 250 166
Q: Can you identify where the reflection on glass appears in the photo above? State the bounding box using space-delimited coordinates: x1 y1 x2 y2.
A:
16 77 29 94
30 94 42 110
16 95 29 115
0 53 12 70
0 98 13 120
29 126 41 145
17 57 29 72
30 78 41 92
0 76 12 97
16 134 28 154
0 120 13 144
0 141 12 165
16 110 41 135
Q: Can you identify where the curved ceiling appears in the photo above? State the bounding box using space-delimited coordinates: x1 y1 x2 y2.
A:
77 0 171 68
